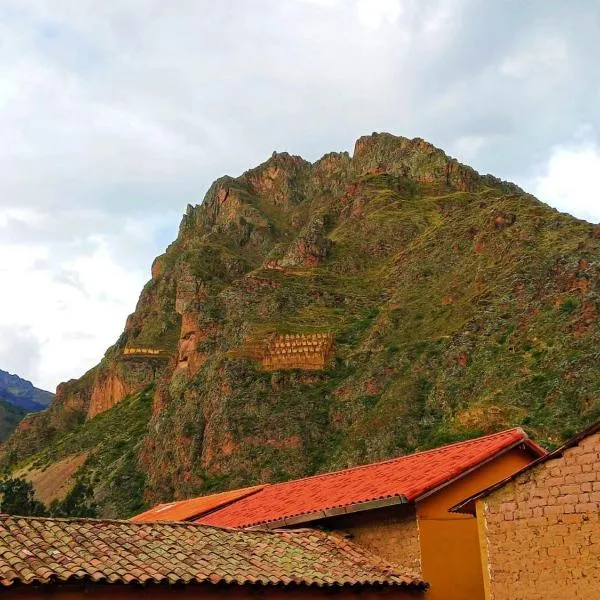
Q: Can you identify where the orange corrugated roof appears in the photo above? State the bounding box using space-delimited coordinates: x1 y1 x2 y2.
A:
131 485 264 522
196 428 545 529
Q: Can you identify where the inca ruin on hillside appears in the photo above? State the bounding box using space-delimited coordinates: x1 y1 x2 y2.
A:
122 348 166 356
259 333 334 371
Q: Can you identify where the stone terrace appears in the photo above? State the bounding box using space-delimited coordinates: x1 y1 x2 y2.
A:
260 333 333 371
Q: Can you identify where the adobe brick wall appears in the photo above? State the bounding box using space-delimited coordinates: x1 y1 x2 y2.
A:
320 505 422 578
480 431 600 599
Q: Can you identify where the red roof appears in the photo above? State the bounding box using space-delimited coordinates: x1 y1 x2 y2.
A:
131 485 264 522
196 428 545 529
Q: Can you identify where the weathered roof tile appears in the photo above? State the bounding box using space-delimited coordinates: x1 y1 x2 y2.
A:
0 516 424 590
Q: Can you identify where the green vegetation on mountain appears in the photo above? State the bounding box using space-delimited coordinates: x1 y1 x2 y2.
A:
10 387 153 517
0 477 97 518
1 133 599 517
0 400 29 442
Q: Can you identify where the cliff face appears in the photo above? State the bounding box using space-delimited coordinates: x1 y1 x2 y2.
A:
3 133 600 517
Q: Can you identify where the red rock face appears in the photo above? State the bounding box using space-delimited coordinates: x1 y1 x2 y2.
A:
352 132 497 193
87 372 130 419
151 255 165 279
246 153 309 208
249 164 284 195
86 358 161 420
176 312 207 377
55 382 89 414
214 186 244 225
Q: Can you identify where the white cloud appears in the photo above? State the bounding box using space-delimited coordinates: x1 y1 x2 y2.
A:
0 326 42 382
0 212 158 390
356 0 403 29
450 135 487 161
500 36 569 80
533 141 600 223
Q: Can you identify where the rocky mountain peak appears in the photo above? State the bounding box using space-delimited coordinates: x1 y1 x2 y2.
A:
1 133 596 518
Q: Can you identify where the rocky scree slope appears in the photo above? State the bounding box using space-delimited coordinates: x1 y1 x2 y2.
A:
2 133 600 517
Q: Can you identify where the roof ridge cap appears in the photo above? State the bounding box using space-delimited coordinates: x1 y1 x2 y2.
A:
0 514 334 537
0 515 139 525
132 484 270 521
254 428 526 486
0 514 231 529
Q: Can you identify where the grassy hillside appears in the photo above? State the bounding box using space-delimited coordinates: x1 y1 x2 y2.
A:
0 400 28 442
15 387 153 517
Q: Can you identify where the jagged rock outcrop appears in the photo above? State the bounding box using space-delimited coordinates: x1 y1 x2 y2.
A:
175 313 209 376
2 132 599 518
87 363 156 419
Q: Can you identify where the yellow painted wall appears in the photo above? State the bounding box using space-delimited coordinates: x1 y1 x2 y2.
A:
416 448 533 600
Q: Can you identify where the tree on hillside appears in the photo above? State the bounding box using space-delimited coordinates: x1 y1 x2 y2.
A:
0 477 98 518
49 479 98 518
0 478 47 516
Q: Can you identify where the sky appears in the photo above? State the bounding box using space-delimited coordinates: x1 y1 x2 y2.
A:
1 0 600 391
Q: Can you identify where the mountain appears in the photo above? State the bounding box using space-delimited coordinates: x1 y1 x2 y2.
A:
0 369 53 441
0 370 53 413
0 370 53 440
1 133 599 517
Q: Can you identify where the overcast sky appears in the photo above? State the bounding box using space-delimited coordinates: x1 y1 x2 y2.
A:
1 0 600 391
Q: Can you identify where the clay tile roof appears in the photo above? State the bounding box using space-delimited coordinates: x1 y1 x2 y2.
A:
0 516 425 590
195 428 546 529
130 485 265 522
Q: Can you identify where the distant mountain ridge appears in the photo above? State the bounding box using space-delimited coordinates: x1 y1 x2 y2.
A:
0 370 53 413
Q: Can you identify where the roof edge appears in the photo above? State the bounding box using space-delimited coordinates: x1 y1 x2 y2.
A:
130 485 267 523
2 576 427 591
450 421 600 515
246 495 409 530
413 437 545 504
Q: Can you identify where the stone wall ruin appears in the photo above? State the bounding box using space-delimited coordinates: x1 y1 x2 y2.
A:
260 333 333 371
